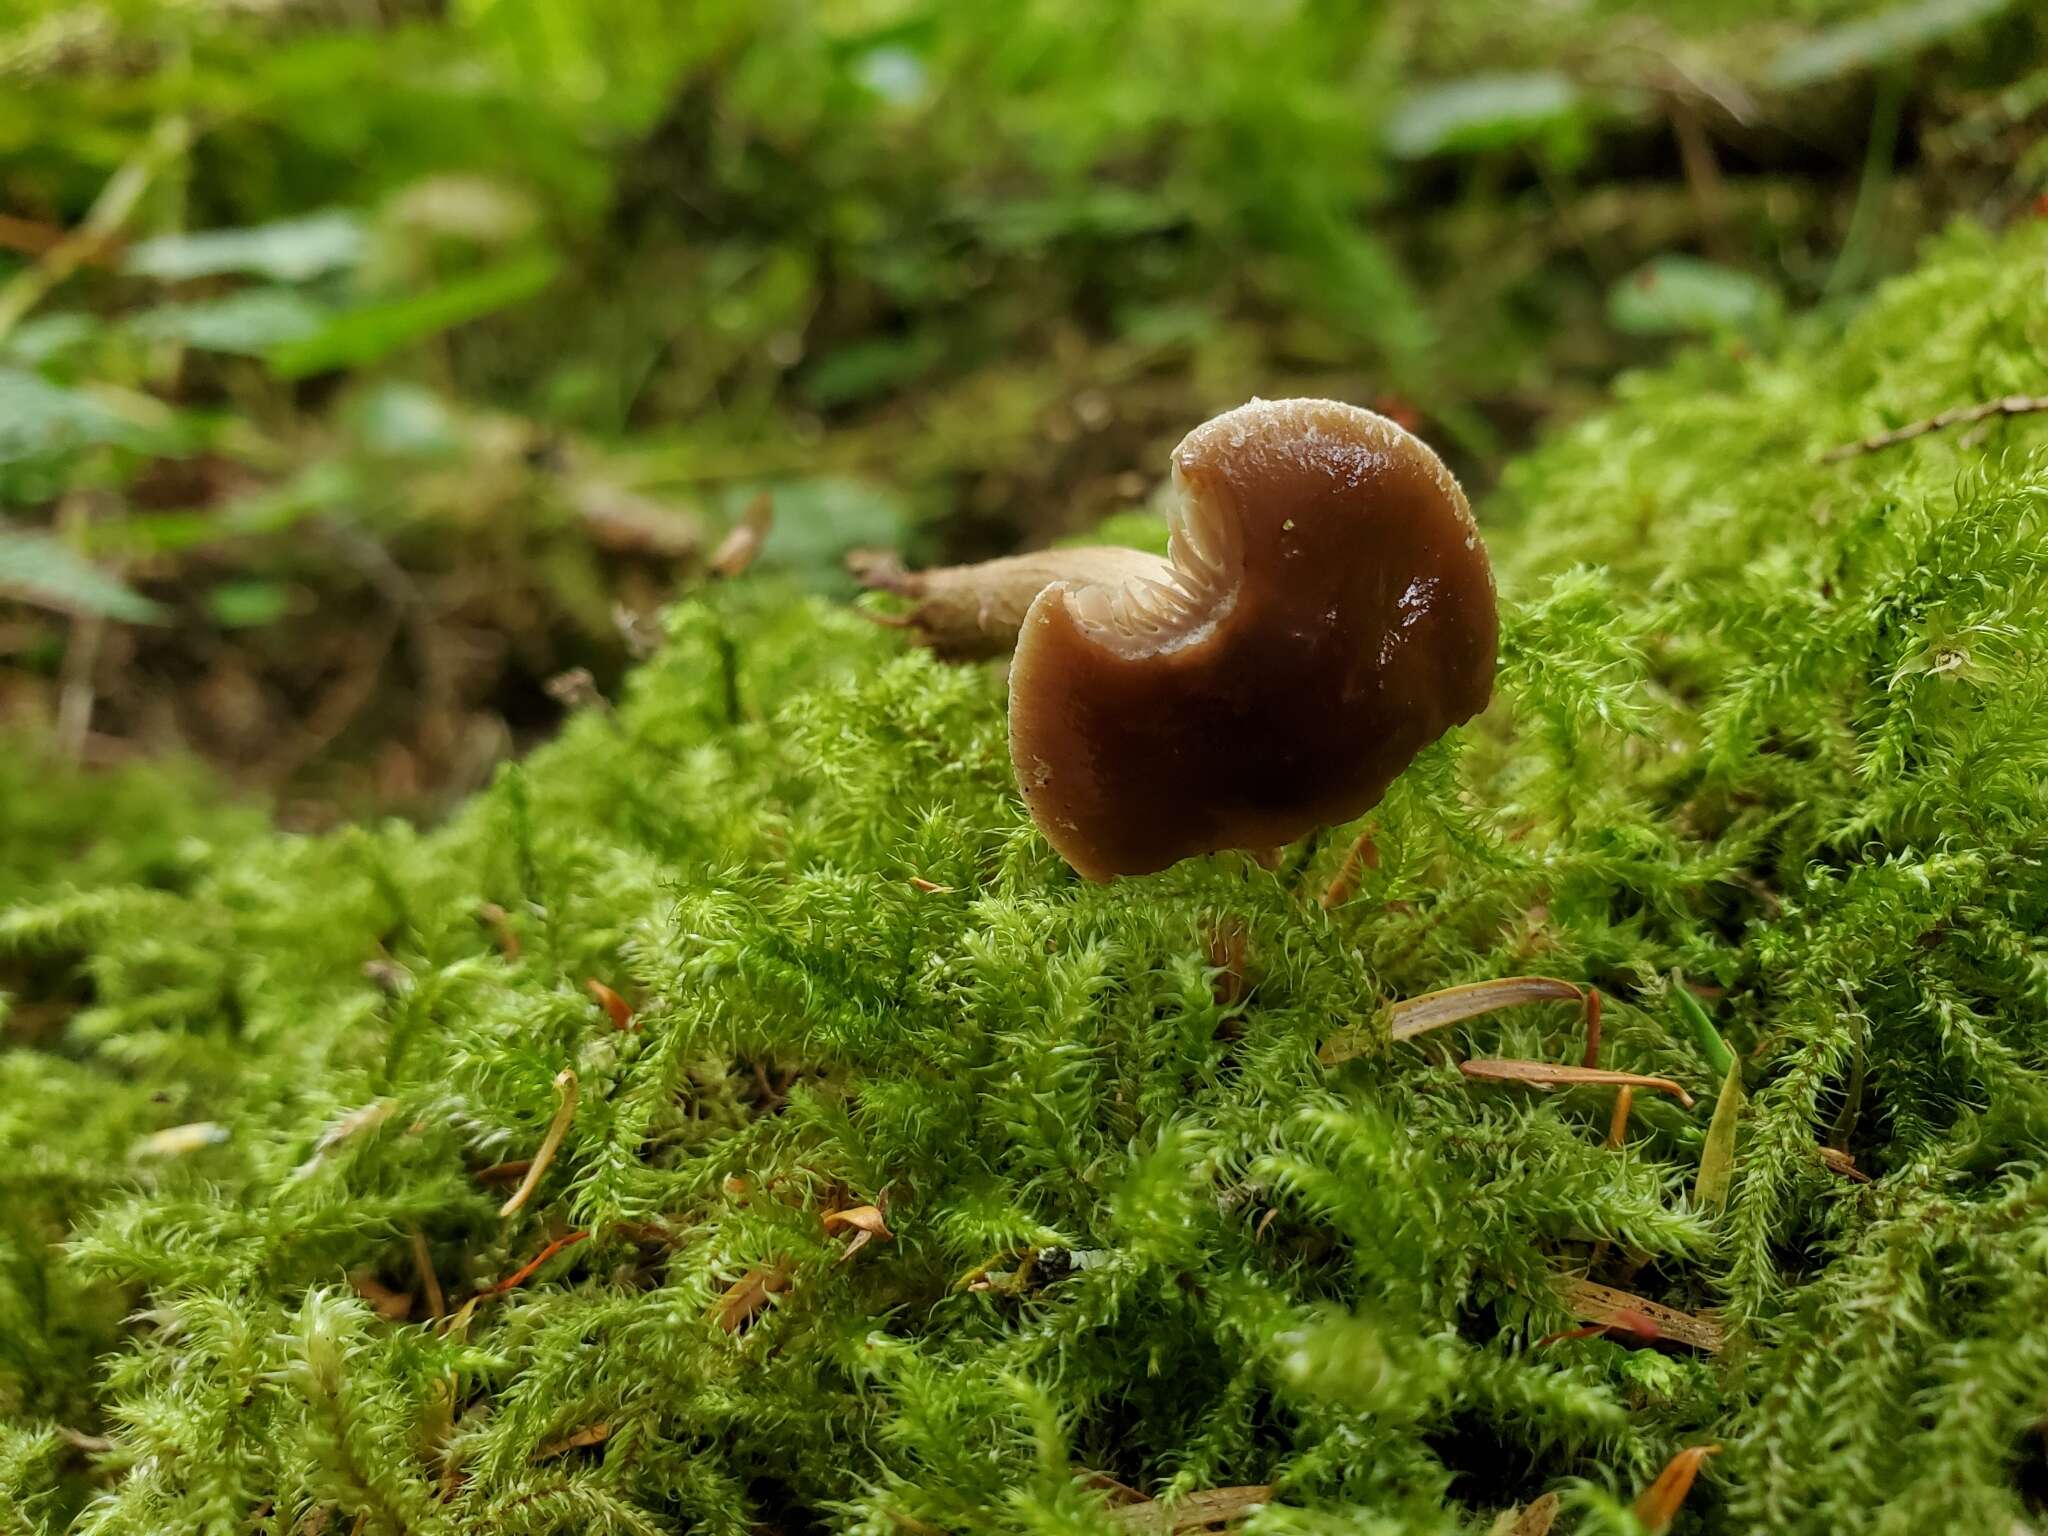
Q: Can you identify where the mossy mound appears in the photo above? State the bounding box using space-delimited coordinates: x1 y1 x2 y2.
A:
4 220 2047 1535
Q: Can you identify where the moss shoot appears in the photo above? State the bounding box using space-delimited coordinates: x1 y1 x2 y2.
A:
4 218 2048 1534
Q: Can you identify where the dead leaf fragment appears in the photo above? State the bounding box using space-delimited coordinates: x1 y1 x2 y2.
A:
1487 1492 1560 1536
825 1204 894 1263
1460 1058 1696 1109
709 491 773 578
349 1270 414 1321
1817 1145 1871 1182
534 1422 612 1461
714 1263 790 1332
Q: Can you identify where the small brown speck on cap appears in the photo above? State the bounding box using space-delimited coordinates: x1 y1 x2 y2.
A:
1006 397 1497 880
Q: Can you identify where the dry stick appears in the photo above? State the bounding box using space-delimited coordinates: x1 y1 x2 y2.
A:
1820 393 2048 463
497 1069 578 1219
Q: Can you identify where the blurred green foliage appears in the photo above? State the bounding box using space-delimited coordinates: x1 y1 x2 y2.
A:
1 0 2045 806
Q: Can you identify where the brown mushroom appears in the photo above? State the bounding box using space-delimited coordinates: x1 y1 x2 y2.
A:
1007 397 1496 880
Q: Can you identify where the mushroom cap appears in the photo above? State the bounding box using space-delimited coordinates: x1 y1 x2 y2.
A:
1008 397 1497 881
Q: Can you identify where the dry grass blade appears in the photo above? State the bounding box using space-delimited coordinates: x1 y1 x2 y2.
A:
1107 1485 1274 1532
498 1068 578 1218
906 876 955 893
1460 1058 1695 1109
1391 977 1583 1041
1318 824 1378 908
1555 1276 1724 1353
485 1229 589 1295
1632 1444 1720 1532
1694 1060 1744 1211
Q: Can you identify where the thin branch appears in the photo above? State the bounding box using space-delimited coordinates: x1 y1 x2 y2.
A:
1819 393 2048 463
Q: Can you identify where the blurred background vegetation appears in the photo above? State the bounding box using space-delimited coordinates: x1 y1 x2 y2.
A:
3 0 2044 824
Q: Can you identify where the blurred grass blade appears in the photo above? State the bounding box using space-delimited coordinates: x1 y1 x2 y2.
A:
0 527 164 622
125 210 368 283
267 252 560 378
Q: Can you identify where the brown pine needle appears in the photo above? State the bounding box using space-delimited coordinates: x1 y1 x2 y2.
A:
906 876 955 893
1819 393 2048 462
1632 1444 1721 1532
486 1230 589 1296
1460 1058 1695 1109
1579 986 1603 1068
585 977 636 1031
498 1068 578 1218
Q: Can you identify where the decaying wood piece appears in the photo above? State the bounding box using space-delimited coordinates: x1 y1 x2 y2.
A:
1554 1276 1724 1353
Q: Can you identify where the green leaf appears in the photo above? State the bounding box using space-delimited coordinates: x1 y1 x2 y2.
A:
265 252 560 379
1609 257 1781 336
127 289 329 354
0 527 165 622
1769 0 2016 89
124 211 370 283
1694 1060 1745 1213
1385 72 1583 159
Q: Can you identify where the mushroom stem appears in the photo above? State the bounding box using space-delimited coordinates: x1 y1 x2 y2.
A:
846 546 1172 660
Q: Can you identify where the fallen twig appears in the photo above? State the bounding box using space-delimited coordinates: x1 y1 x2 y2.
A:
1820 393 2048 462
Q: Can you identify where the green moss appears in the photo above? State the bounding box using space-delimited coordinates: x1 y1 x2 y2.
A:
4 219 2048 1534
